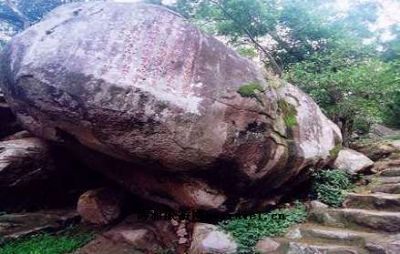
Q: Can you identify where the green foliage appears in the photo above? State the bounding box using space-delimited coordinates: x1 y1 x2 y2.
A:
329 144 342 158
278 99 298 128
237 82 265 98
219 202 307 254
285 52 399 136
311 169 352 207
236 46 258 58
174 0 400 139
0 228 94 254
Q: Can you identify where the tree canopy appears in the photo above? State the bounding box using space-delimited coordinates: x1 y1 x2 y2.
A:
172 0 400 142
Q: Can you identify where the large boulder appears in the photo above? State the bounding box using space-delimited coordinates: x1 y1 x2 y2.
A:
0 2 341 212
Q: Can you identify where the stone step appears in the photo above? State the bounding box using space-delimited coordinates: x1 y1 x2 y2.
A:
371 183 400 194
343 192 400 211
286 223 382 247
309 208 400 233
369 176 400 184
285 242 362 254
273 238 365 254
380 168 400 177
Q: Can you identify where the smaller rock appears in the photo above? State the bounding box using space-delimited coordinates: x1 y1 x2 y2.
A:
179 237 188 244
170 218 179 226
370 124 400 139
309 200 329 210
76 216 177 254
333 149 374 174
285 227 302 239
189 223 237 254
0 210 79 241
2 130 32 141
177 227 188 237
0 138 54 188
77 187 125 225
255 237 281 253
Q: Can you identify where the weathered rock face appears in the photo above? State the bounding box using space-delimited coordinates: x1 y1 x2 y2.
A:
0 2 341 212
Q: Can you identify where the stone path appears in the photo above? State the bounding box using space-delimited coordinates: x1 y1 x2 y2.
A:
259 166 400 254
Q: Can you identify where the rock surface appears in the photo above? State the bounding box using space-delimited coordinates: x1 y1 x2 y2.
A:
75 216 177 254
0 89 22 139
0 138 55 188
0 209 79 241
351 138 400 161
189 223 237 254
369 124 400 139
0 2 341 212
333 149 374 174
77 187 125 225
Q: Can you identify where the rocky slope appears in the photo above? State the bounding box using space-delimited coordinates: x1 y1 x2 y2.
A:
0 2 341 213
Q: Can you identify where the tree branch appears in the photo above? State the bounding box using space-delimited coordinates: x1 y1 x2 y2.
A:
209 0 282 76
4 0 30 29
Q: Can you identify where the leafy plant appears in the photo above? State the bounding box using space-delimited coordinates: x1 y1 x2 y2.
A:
311 169 352 207
237 82 265 98
0 227 94 254
219 202 307 254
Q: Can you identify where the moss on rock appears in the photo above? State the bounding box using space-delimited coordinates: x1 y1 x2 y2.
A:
278 99 298 128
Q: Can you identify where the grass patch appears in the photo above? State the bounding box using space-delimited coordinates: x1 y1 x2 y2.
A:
278 99 298 128
219 202 307 254
237 82 265 98
0 227 94 254
311 169 353 207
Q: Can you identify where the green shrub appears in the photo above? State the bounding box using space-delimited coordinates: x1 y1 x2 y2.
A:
219 202 307 254
311 169 352 207
237 82 265 98
0 227 94 254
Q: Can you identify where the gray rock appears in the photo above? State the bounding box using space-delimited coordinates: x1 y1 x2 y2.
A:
189 223 237 254
334 149 374 174
370 124 400 139
255 237 282 253
0 2 342 211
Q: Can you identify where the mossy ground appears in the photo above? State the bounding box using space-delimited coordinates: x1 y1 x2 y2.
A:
0 226 94 254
